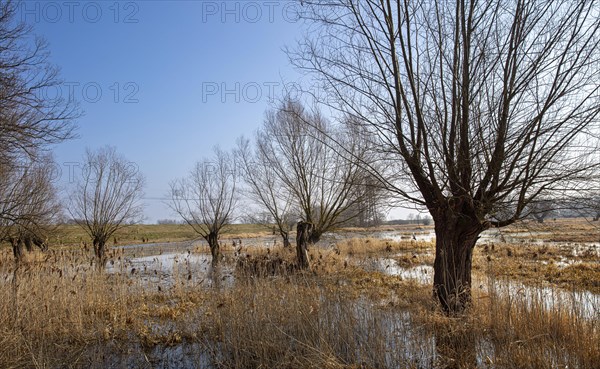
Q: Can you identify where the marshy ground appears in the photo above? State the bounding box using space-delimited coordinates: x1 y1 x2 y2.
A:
0 219 598 368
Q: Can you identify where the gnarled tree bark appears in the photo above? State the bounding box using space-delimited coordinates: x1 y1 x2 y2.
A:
206 231 222 267
296 221 313 269
432 210 486 313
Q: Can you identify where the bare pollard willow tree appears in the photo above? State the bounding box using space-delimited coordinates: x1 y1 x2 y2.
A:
237 104 385 252
69 147 145 266
293 1 600 312
169 148 238 266
0 155 61 261
257 100 377 244
0 0 77 238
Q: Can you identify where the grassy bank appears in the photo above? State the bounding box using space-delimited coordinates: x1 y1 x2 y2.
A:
32 223 272 249
4 217 595 251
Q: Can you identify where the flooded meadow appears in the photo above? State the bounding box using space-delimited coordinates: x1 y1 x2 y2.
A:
0 220 598 368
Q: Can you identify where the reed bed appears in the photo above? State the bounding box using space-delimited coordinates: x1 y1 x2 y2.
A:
0 241 597 368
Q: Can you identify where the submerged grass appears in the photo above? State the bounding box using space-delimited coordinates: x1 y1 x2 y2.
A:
473 242 600 294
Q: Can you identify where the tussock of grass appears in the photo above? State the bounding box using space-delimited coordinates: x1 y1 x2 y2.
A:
474 277 599 368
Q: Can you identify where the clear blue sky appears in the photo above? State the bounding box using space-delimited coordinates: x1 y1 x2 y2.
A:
21 0 310 222
20 0 415 222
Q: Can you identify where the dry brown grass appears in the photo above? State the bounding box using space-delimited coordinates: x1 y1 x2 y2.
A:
503 218 600 243
332 231 599 294
0 235 598 368
13 223 272 250
335 237 431 255
472 274 599 369
0 246 215 366
338 223 435 233
473 242 600 294
331 237 435 268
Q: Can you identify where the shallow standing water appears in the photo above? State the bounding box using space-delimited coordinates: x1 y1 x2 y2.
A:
91 231 598 368
110 230 599 321
370 257 599 320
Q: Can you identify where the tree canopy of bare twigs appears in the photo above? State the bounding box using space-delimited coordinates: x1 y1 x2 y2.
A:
0 0 77 238
0 154 61 261
291 0 600 312
68 147 145 266
236 136 298 248
169 148 238 266
0 0 77 165
251 100 381 246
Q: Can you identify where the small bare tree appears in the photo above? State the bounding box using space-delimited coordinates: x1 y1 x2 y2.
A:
528 199 554 223
594 201 600 222
68 147 144 266
169 148 238 266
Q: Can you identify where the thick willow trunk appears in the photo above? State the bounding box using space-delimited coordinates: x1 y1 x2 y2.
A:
93 238 107 268
432 215 483 314
207 232 221 266
296 221 312 269
11 238 23 262
23 236 33 252
308 229 322 244
281 231 291 248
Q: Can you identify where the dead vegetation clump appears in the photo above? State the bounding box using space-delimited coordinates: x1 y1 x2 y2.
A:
473 276 599 368
335 237 432 256
235 253 297 278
